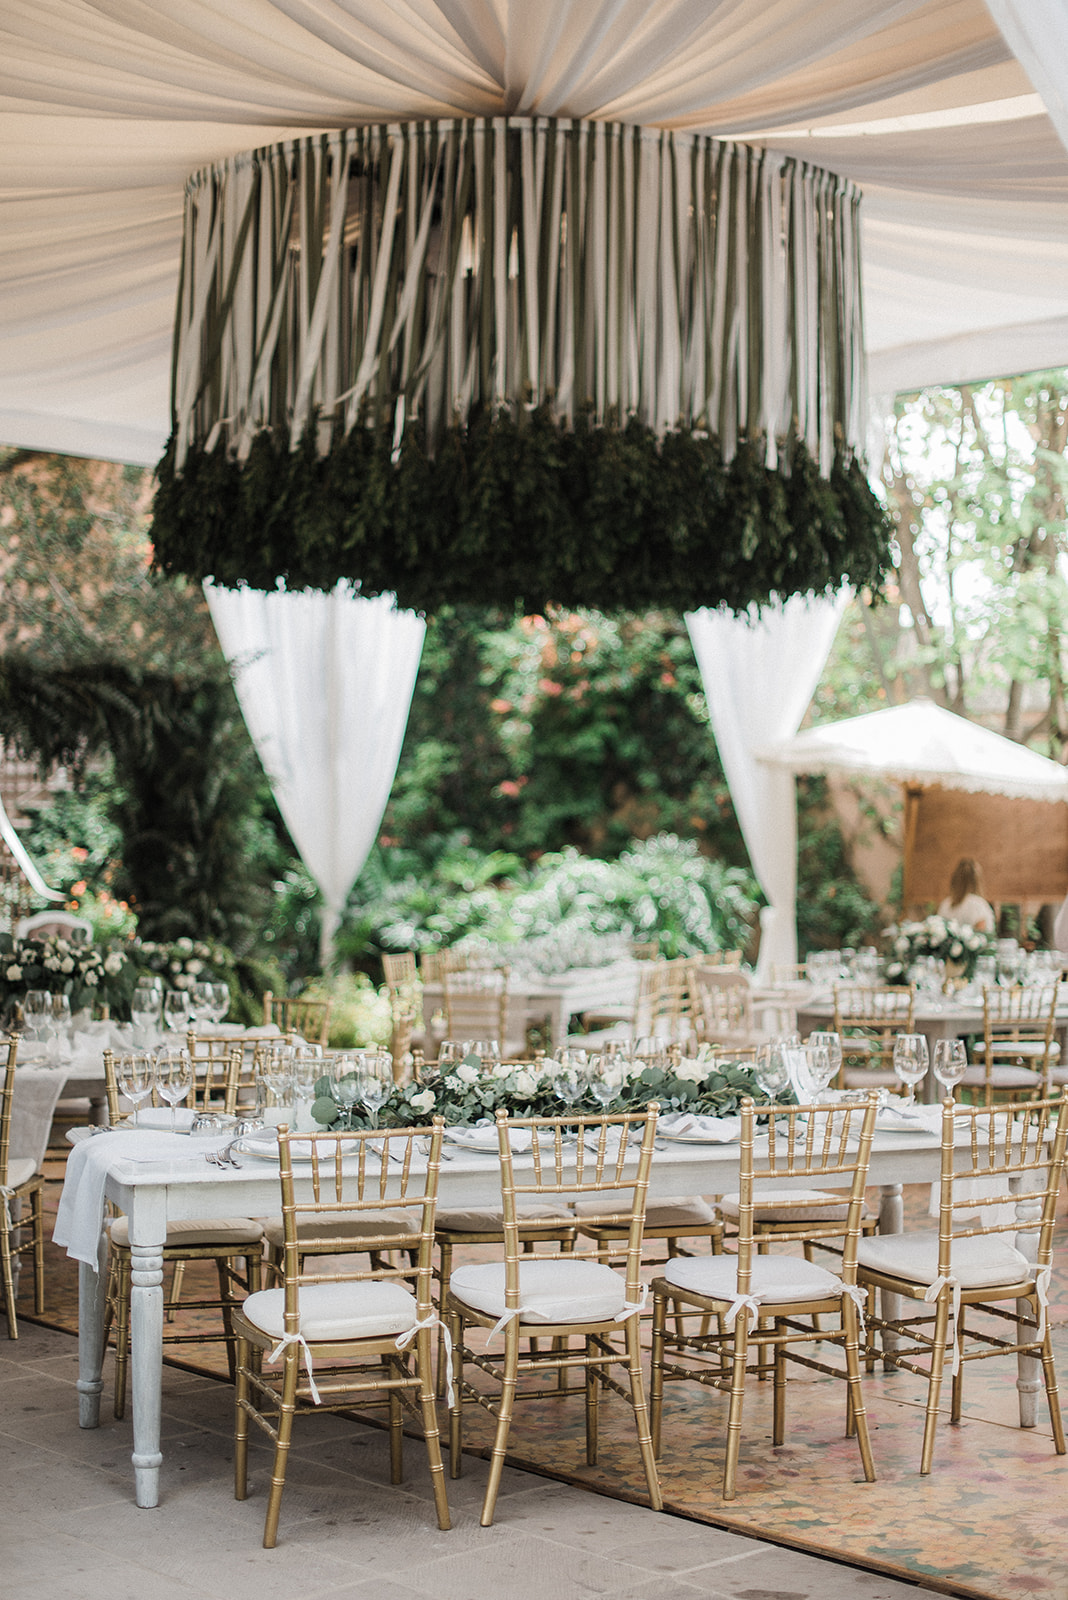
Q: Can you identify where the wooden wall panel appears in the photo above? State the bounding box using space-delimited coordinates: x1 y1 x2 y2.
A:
904 785 1068 913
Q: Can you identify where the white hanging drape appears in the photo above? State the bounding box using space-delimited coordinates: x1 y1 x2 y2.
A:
686 593 847 980
205 583 425 966
984 1 1068 156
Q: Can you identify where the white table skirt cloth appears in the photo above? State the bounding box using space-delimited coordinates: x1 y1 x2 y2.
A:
59 1120 1050 1508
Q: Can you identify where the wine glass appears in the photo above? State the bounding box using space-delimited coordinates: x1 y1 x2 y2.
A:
754 1042 791 1101
163 990 192 1032
49 993 73 1055
131 982 162 1045
117 1052 155 1126
892 1033 930 1108
154 1044 193 1130
356 1051 392 1129
587 1053 623 1112
807 1031 843 1093
464 1038 501 1071
209 982 230 1024
22 989 49 1040
191 982 215 1029
932 1038 968 1098
792 1042 833 1103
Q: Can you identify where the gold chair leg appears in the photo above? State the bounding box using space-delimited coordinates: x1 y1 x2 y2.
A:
772 1322 786 1445
843 1296 876 1482
113 1251 131 1419
625 1315 663 1511
722 1324 748 1501
436 1240 453 1399
0 1214 17 1338
166 1258 186 1322
234 1336 251 1500
448 1306 464 1478
585 1335 599 1465
262 1350 300 1548
480 1322 520 1527
649 1292 666 1457
920 1295 952 1475
1040 1320 1066 1454
415 1327 451 1529
31 1187 45 1315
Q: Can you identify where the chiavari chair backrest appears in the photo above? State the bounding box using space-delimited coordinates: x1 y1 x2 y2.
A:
492 1105 659 1313
262 991 331 1046
0 1034 18 1185
103 1042 243 1118
275 1120 444 1335
934 1096 1068 1283
833 984 914 1070
734 1093 879 1289
441 964 510 1045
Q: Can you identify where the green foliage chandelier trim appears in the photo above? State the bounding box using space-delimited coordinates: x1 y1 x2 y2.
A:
153 410 890 612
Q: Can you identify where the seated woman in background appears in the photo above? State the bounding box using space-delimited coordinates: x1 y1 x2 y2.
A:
938 856 995 933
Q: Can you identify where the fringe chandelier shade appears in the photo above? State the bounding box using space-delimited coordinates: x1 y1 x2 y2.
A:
154 118 889 611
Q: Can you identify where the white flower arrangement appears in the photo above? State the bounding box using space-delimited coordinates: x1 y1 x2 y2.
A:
884 915 991 981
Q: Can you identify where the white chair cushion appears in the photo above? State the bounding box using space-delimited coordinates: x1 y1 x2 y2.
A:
242 1280 419 1342
960 1065 1043 1089
573 1194 718 1229
857 1230 1030 1289
435 1200 573 1234
108 1215 263 1249
261 1209 419 1248
973 1040 1059 1057
663 1252 844 1303
449 1258 628 1325
4 1158 38 1190
717 1188 870 1224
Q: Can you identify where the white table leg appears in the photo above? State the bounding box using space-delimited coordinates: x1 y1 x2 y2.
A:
76 1230 108 1429
128 1193 167 1507
878 1183 905 1367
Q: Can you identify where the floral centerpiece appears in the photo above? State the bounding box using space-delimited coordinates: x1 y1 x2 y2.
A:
0 932 128 1018
883 915 992 983
310 1050 762 1131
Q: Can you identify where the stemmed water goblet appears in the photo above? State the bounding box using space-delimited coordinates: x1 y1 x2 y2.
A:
807 1031 843 1096
163 990 192 1033
209 982 230 1024
131 982 163 1046
356 1050 392 1129
587 1053 623 1113
49 993 72 1055
191 982 215 1030
154 1044 193 1130
117 1051 155 1126
892 1033 930 1108
754 1042 791 1102
22 989 49 1041
932 1038 968 1099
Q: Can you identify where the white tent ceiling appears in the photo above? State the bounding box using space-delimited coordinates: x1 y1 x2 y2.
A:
1 0 1067 468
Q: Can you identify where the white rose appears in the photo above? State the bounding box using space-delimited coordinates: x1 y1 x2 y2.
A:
409 1088 435 1113
6 964 22 981
104 952 124 974
60 957 75 974
44 956 61 971
674 1061 705 1083
444 1074 462 1091
177 938 194 953
84 970 99 986
949 941 963 958
187 960 203 976
55 939 71 953
512 1069 538 1098
454 1062 480 1086
175 975 193 990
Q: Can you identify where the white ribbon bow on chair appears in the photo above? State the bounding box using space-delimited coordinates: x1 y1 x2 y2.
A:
1034 1264 1053 1344
839 1283 868 1339
395 1314 456 1408
924 1275 963 1376
723 1292 762 1334
268 1329 322 1404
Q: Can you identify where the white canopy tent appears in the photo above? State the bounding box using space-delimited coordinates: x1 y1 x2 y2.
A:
1 1 1067 466
761 698 1068 802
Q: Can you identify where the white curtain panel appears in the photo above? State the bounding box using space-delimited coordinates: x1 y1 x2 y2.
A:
686 593 847 980
984 1 1068 155
205 583 425 965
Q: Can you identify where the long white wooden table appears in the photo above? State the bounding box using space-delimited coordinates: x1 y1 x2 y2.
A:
69 1125 1048 1508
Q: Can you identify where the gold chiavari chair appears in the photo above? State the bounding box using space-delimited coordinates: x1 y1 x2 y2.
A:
382 951 424 1079
690 964 770 1052
961 985 1060 1105
440 963 510 1054
649 1093 879 1500
262 990 331 1046
233 1120 451 1546
0 1035 45 1337
857 1095 1068 1472
446 1105 664 1526
833 984 915 1090
101 1047 262 1416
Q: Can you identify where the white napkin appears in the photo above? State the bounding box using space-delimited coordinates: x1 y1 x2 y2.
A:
445 1124 521 1151
53 1129 229 1269
875 1103 942 1135
657 1112 742 1142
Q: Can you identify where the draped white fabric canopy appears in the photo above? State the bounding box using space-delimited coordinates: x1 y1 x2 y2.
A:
204 584 425 964
686 594 848 979
1 1 1068 464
